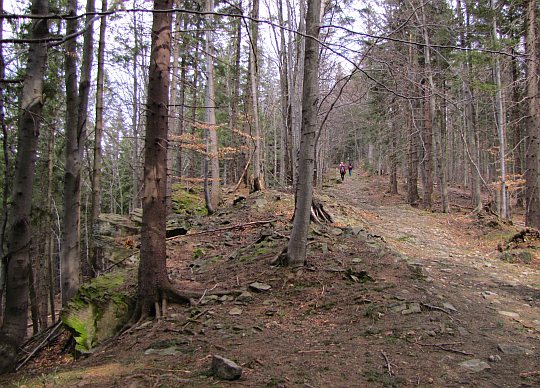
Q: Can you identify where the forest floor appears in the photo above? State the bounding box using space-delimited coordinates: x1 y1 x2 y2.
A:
3 171 540 387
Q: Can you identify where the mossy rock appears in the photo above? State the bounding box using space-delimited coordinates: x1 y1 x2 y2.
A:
499 250 533 264
60 270 136 353
171 184 207 216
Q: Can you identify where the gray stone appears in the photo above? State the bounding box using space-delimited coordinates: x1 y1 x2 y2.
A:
255 198 267 209
144 347 181 356
236 291 254 303
497 343 533 356
443 302 457 312
402 303 422 315
211 355 242 381
249 282 272 292
351 258 363 264
488 355 501 362
330 227 343 236
391 304 408 313
320 243 329 254
459 359 491 372
498 311 520 319
228 307 243 316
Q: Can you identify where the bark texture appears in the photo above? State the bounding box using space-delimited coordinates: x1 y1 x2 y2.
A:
285 0 321 267
61 0 95 305
0 0 48 373
136 0 173 318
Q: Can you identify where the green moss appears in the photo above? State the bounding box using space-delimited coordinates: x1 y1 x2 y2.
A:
60 270 135 353
193 247 205 259
171 184 207 216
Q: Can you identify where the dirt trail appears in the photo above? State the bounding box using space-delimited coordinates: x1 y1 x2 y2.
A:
329 174 540 344
328 172 540 348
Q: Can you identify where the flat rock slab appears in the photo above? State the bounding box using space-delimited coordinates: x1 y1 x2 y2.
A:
497 343 533 356
236 291 254 302
229 307 243 316
498 311 520 319
144 347 181 356
211 355 242 380
442 302 457 312
249 282 272 292
402 302 422 315
459 359 491 372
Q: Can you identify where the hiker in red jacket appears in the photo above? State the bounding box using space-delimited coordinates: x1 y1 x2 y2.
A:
348 162 353 176
339 162 346 181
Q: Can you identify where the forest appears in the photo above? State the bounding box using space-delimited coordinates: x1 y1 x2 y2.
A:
0 0 539 385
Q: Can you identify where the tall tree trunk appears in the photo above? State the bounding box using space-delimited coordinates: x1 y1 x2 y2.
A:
249 0 263 192
290 0 306 188
285 0 321 267
176 10 189 180
90 0 108 277
525 0 540 228
189 21 203 179
420 5 434 210
167 0 181 210
229 1 242 183
205 0 219 210
491 0 509 219
277 0 289 185
407 101 420 205
437 83 449 212
44 126 56 325
389 129 398 195
0 0 9 322
0 0 48 373
131 3 141 212
136 0 173 318
61 0 95 305
510 46 524 208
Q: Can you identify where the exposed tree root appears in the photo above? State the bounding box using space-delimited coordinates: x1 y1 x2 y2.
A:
310 198 333 225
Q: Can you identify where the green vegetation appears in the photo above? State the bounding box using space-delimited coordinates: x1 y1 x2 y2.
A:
60 270 135 353
171 184 207 216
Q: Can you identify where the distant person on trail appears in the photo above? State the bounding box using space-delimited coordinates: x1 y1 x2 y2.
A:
339 162 346 181
348 162 353 176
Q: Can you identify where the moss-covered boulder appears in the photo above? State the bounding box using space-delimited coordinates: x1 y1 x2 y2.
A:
60 270 136 353
171 184 207 216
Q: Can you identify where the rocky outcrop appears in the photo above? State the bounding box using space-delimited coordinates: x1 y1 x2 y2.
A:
60 270 136 353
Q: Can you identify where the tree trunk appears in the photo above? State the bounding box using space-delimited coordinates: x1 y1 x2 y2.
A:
277 0 289 185
44 126 56 325
284 0 321 267
0 0 8 322
90 0 107 277
249 0 263 192
525 0 540 228
61 0 95 305
205 0 219 210
131 4 141 212
0 0 48 372
176 10 189 180
437 82 449 212
407 100 420 205
420 5 434 210
136 0 173 318
491 0 509 219
229 2 242 183
389 117 398 195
